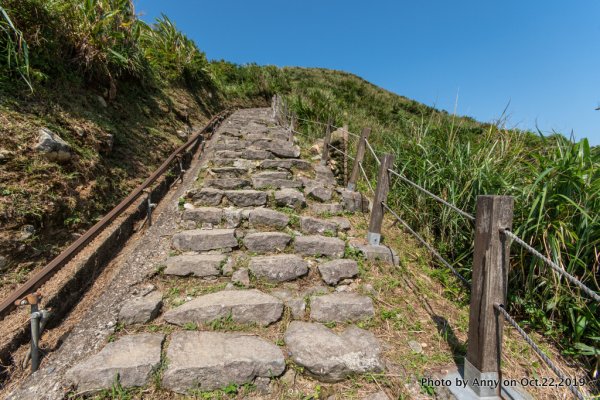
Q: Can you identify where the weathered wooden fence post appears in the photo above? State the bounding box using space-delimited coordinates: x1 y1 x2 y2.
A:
367 153 395 245
342 124 349 185
320 117 333 166
347 127 371 191
465 195 514 397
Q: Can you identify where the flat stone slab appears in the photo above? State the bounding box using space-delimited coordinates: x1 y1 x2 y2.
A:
330 216 351 231
284 322 384 382
225 190 267 207
163 331 285 393
208 167 248 178
248 208 289 229
204 178 251 190
182 207 223 224
119 291 163 325
259 159 311 170
294 235 345 257
274 188 306 209
300 216 338 235
310 203 344 215
164 289 283 326
164 254 226 277
244 232 291 253
249 255 308 282
310 293 374 322
65 334 164 393
191 188 223 206
172 229 237 252
318 259 359 285
306 186 333 202
242 148 273 160
349 241 399 266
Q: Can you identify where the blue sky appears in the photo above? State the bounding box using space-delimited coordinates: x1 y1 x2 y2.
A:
135 1 600 145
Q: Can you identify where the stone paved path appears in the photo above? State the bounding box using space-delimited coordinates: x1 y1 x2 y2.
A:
13 108 401 399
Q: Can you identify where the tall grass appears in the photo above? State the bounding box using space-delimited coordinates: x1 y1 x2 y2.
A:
0 5 31 89
284 70 599 375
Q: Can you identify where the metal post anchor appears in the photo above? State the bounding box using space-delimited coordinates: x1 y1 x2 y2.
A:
143 188 157 226
14 292 46 372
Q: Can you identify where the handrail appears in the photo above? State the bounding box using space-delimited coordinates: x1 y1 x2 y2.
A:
0 110 231 319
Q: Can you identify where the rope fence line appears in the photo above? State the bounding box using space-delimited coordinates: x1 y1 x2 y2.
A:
382 202 471 290
328 143 355 161
364 139 381 165
276 98 595 399
501 229 600 303
494 304 586 400
359 162 375 195
387 169 476 222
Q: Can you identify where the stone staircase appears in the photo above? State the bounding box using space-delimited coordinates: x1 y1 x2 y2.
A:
63 108 398 398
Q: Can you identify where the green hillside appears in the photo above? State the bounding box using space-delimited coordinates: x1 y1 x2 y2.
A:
1 0 598 387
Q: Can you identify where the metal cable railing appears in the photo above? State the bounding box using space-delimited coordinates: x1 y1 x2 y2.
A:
501 229 600 303
382 202 471 289
275 99 594 399
495 304 586 400
387 169 475 221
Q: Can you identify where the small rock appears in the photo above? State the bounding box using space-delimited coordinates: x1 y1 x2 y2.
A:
0 149 14 163
271 289 306 319
348 240 399 266
232 268 250 287
34 128 72 162
118 291 163 325
19 225 35 241
364 390 390 400
306 186 333 202
96 95 107 108
408 340 423 354
0 255 8 272
223 207 243 228
341 189 369 212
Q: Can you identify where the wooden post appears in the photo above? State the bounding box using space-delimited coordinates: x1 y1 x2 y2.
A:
465 195 514 397
347 127 371 190
367 153 395 245
320 117 333 166
342 124 348 185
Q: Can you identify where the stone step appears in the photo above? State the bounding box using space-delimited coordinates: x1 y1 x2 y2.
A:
243 232 291 253
164 254 227 277
162 331 285 393
172 229 237 252
65 334 164 393
300 216 338 235
309 293 374 322
318 259 359 285
259 159 311 171
274 188 306 209
341 189 370 212
182 207 222 225
248 208 289 229
190 188 223 206
224 189 267 207
309 203 344 215
249 254 308 282
164 289 283 326
204 178 251 190
294 235 345 257
207 166 249 178
242 148 273 160
270 289 306 319
284 322 384 382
